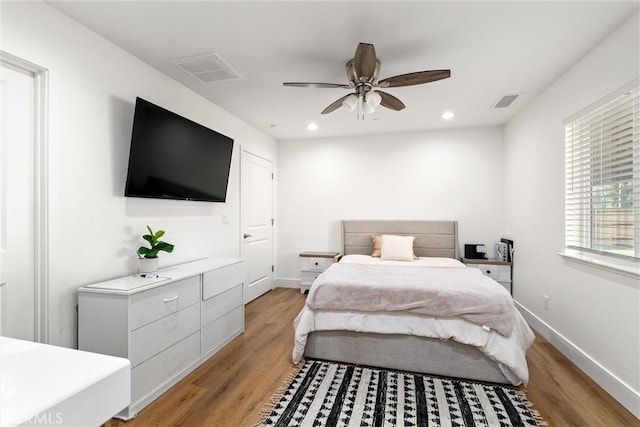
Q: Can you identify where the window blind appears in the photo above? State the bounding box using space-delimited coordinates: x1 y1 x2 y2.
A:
565 86 639 259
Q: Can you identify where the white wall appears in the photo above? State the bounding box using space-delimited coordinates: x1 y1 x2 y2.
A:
504 13 639 417
1 2 277 348
277 126 505 282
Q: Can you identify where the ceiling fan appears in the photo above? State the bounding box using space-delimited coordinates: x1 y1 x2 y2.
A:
283 42 451 118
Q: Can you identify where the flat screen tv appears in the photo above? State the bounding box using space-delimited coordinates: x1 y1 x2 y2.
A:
124 97 234 202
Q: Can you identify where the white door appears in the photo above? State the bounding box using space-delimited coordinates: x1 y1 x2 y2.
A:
0 62 36 340
241 151 273 303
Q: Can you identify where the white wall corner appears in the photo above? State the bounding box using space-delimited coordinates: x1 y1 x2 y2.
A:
515 301 640 419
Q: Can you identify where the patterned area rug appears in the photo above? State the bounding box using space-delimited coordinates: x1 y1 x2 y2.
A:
259 360 546 427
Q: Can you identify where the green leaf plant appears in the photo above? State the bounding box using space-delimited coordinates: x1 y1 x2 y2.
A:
137 225 175 259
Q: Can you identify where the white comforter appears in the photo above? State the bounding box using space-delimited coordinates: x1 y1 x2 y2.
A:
293 255 535 385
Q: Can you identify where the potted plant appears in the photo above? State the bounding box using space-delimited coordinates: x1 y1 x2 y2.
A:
137 225 175 274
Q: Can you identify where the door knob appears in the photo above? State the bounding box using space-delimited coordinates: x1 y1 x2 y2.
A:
243 233 252 239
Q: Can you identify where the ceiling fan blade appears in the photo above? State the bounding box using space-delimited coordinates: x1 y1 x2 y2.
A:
353 43 377 81
377 90 406 111
378 70 451 88
321 94 352 114
283 82 351 89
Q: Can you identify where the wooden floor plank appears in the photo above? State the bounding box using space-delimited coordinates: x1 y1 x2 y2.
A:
104 288 638 427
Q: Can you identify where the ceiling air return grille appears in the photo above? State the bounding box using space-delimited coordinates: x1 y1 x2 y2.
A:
492 94 519 109
171 53 243 84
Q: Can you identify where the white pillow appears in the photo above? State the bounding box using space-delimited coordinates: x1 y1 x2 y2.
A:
380 235 416 261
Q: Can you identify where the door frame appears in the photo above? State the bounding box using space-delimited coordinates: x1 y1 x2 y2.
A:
1 51 49 343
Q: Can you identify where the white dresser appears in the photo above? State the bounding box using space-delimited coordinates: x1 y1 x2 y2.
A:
78 258 245 420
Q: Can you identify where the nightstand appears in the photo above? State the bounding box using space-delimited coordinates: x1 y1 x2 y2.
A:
299 251 341 294
462 258 513 294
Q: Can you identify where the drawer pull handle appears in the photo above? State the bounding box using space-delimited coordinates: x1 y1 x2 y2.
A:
163 295 178 303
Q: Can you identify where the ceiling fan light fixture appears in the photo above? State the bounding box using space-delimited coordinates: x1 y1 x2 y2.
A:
283 43 451 119
365 91 382 108
342 94 359 111
362 101 375 115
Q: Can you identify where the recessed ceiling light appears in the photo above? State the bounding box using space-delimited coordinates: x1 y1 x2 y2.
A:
306 123 318 131
269 124 279 129
441 111 455 120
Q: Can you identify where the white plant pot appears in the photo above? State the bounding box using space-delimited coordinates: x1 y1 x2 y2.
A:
138 257 159 274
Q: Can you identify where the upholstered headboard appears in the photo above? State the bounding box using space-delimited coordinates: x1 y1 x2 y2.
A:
341 220 459 259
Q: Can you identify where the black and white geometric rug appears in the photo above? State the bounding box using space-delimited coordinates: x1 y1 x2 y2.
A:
258 360 546 427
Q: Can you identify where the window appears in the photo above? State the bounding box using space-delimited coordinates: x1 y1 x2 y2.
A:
565 84 639 260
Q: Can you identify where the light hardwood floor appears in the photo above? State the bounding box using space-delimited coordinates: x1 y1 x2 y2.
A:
105 288 638 427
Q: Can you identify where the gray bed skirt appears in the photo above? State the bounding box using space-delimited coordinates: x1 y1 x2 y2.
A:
304 330 511 385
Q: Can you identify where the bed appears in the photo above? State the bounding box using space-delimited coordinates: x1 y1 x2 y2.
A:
292 220 535 385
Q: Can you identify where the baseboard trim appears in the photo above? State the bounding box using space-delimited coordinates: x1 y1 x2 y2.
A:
275 278 299 289
515 300 639 419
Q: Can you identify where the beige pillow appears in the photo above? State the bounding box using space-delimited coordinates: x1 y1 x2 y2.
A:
371 235 381 257
381 235 416 261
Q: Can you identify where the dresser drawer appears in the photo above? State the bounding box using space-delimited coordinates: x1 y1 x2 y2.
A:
130 276 200 331
474 264 510 281
473 264 496 279
130 302 200 367
202 261 245 300
131 331 200 405
301 257 333 272
494 265 511 282
497 281 512 294
202 284 243 327
202 306 244 354
300 270 322 285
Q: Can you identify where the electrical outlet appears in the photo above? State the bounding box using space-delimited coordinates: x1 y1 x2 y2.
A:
544 295 550 310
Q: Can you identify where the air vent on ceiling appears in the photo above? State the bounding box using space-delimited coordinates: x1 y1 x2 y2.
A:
171 53 243 84
492 94 519 109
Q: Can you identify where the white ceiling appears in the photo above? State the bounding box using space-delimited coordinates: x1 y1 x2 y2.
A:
47 1 638 141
